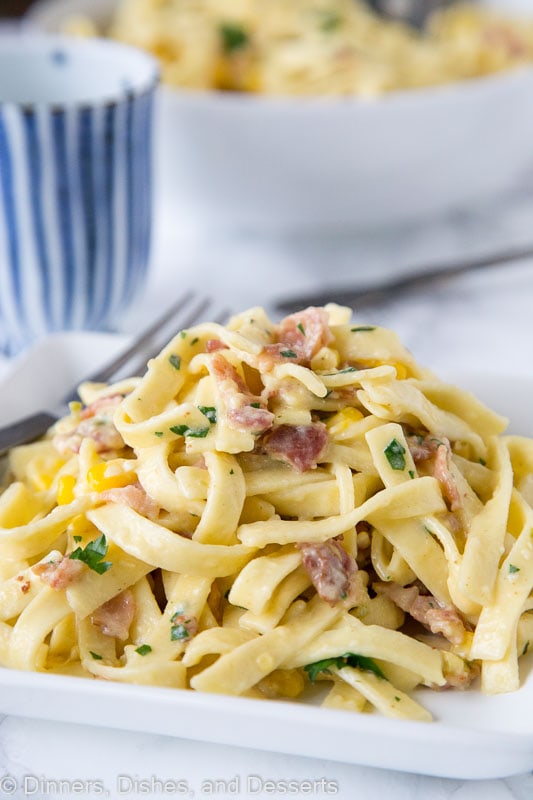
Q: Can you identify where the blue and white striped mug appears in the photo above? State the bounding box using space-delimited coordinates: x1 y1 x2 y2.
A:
0 34 159 355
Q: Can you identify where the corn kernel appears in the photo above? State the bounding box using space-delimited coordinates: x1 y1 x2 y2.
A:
57 474 77 505
87 460 136 492
258 669 305 699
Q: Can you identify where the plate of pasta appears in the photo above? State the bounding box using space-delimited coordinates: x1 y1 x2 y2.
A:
0 304 533 779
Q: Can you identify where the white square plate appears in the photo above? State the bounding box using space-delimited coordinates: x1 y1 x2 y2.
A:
0 333 532 780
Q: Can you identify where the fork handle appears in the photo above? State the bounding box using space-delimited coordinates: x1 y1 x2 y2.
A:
0 412 58 457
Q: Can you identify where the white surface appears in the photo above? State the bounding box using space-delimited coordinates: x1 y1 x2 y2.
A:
0 31 157 104
26 0 533 232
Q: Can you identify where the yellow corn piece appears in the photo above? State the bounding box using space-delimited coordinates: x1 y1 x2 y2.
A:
87 460 136 492
57 474 77 505
327 407 364 435
257 669 305 699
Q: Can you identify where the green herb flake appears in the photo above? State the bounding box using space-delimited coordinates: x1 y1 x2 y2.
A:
169 424 210 439
408 469 415 479
304 652 386 683
509 564 520 574
219 22 249 54
249 402 261 408
280 349 298 359
90 651 103 660
170 613 194 641
229 469 235 475
135 644 152 656
394 696 401 702
191 337 199 345
179 331 187 339
73 535 83 543
479 457 487 466
69 534 112 574
331 367 358 376
523 640 530 656
351 326 375 332
384 438 406 471
169 354 181 370
154 431 164 437
297 322 306 335
319 10 342 31
198 406 217 424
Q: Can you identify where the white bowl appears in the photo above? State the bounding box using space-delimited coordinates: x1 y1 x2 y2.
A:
26 0 533 232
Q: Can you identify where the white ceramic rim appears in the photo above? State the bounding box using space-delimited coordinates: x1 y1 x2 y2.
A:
0 32 159 108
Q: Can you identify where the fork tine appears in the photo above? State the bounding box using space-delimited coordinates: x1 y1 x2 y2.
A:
0 295 231 456
62 294 229 404
105 297 230 384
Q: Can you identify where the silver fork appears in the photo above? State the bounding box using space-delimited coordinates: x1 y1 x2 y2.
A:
0 291 229 456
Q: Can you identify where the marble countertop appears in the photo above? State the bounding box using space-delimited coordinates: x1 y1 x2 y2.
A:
1 186 533 799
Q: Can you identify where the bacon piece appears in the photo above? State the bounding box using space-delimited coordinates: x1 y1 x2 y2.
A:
433 443 461 512
407 434 461 511
99 483 159 519
276 307 333 362
483 24 527 57
262 423 328 472
54 395 124 455
32 555 85 589
211 352 274 434
258 308 333 371
374 582 466 645
91 589 135 640
206 339 228 353
299 539 357 606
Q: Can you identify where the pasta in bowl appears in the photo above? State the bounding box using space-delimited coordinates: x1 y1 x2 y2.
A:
0 303 532 724
26 0 533 230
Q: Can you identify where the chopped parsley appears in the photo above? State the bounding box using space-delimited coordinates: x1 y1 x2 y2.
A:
280 349 298 359
170 612 194 641
73 535 82 543
90 651 103 660
154 431 164 437
191 337 199 346
408 469 416 479
69 534 112 574
509 564 520 574
169 354 181 370
169 424 210 438
135 644 152 656
219 22 249 54
297 322 306 335
325 367 358 376
384 438 406 471
318 10 342 31
304 653 385 683
198 405 217 424
351 326 375 332
179 331 187 339
249 402 261 408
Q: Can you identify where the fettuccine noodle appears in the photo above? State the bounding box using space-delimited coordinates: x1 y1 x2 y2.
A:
1 303 532 721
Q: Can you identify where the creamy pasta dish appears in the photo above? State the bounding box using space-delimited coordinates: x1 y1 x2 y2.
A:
1 304 532 722
64 0 533 95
